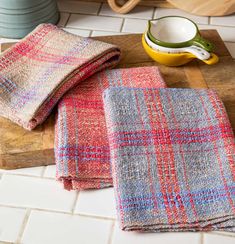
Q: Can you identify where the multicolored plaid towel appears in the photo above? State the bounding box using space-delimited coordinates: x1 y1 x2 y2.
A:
0 23 120 130
55 67 166 190
103 87 235 232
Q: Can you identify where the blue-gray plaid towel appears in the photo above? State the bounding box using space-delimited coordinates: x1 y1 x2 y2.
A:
103 87 235 232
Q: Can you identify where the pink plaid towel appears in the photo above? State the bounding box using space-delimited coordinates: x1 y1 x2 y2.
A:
55 67 166 190
0 23 120 130
103 87 235 232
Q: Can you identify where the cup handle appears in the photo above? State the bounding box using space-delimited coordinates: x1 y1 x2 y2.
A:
201 53 219 65
107 0 140 14
192 36 214 52
184 46 211 60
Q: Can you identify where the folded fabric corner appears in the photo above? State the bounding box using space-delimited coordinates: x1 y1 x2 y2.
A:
0 23 121 130
103 87 235 232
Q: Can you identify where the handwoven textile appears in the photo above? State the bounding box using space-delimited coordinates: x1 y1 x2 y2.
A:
0 23 120 130
55 67 166 190
103 87 235 232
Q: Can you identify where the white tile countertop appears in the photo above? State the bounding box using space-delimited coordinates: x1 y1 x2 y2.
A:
0 1 235 243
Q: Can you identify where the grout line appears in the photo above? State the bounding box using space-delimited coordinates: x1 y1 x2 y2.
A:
65 12 125 21
0 204 27 211
0 203 116 221
224 41 235 44
0 172 45 179
152 7 157 19
71 191 79 214
207 232 235 238
97 2 103 15
40 166 46 178
0 173 54 180
199 22 235 28
108 220 116 244
120 18 125 32
42 176 55 180
77 213 116 221
64 25 121 33
64 13 71 27
200 233 204 244
62 26 92 36
16 209 31 244
98 14 153 21
0 241 13 244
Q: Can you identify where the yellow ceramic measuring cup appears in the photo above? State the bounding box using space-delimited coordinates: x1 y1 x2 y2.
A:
142 34 219 67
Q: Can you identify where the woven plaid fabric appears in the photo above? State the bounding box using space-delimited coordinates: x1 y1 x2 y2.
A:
55 67 166 190
0 23 120 130
103 87 235 232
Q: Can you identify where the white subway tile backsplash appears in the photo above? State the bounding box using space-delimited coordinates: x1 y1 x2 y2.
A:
204 234 235 244
63 27 91 36
21 210 112 244
74 188 116 218
0 206 26 243
92 30 125 36
67 14 123 32
0 166 44 177
154 8 209 25
211 15 235 27
122 18 147 33
198 25 235 42
0 175 76 212
43 165 56 179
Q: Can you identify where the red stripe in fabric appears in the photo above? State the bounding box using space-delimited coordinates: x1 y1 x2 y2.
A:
0 24 53 71
149 89 183 224
197 90 235 214
14 48 87 64
164 89 191 225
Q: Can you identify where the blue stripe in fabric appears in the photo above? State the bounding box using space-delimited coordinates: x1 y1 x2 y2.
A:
0 75 17 94
57 108 62 174
56 155 110 163
120 185 235 210
62 106 69 176
56 147 110 155
13 38 92 109
73 96 79 175
112 129 229 145
57 145 109 150
120 187 234 211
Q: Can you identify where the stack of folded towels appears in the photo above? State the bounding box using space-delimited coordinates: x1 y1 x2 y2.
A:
0 24 234 233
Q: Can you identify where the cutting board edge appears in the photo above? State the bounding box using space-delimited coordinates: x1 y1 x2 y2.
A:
0 148 55 169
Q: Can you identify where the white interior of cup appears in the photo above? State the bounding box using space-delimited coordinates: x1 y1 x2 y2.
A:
150 17 197 43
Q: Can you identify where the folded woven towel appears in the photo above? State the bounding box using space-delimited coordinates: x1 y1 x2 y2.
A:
103 87 235 232
0 23 120 130
55 67 166 190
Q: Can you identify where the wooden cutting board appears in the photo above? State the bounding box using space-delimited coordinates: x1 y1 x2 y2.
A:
0 30 234 169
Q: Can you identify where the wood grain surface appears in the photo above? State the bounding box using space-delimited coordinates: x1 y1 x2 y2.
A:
0 30 234 169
